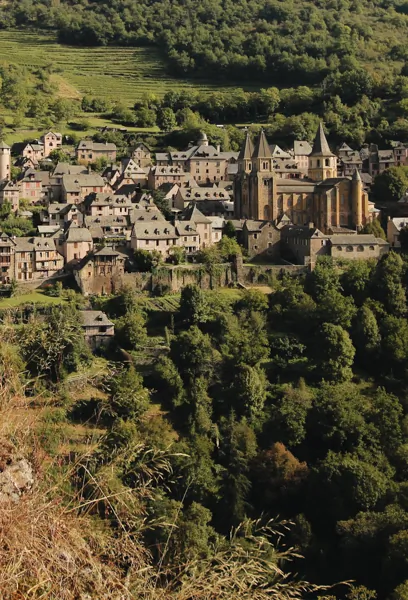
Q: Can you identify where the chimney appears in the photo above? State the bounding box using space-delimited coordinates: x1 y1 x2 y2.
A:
216 144 220 153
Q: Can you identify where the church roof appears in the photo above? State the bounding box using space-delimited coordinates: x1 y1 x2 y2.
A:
252 130 272 159
310 122 335 157
238 132 254 160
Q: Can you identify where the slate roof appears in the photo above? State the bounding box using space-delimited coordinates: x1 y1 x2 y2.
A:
80 310 114 328
65 225 93 242
77 140 117 152
252 130 272 159
293 140 312 156
181 204 211 224
310 123 335 157
132 221 178 239
62 173 105 192
238 132 255 161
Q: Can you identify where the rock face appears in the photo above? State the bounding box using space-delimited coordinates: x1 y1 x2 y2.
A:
0 440 34 503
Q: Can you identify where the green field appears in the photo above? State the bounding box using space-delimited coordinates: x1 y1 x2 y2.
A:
0 290 64 309
0 30 259 105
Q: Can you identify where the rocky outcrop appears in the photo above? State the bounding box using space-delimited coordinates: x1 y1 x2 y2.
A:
0 439 34 503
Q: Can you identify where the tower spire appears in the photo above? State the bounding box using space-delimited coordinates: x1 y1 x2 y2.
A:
252 129 272 159
311 122 335 157
238 131 254 160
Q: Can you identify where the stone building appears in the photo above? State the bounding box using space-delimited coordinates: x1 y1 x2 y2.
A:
130 221 179 256
242 220 281 260
42 132 62 158
80 310 114 349
74 247 126 295
0 141 11 182
132 143 152 168
234 124 370 233
155 133 238 183
0 180 19 212
76 140 117 165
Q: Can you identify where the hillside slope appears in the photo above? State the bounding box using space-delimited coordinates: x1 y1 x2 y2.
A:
1 0 408 84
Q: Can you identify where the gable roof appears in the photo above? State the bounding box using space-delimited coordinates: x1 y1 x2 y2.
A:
132 221 178 239
293 140 312 156
181 203 211 224
80 310 114 328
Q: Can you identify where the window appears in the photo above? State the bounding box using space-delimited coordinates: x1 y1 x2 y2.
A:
325 158 330 166
346 245 353 252
337 246 343 251
369 245 375 250
156 240 159 246
253 233 258 239
357 245 364 252
74 242 78 249
317 159 321 167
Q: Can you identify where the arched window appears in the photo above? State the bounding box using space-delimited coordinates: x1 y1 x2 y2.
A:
369 245 375 251
325 158 330 166
346 245 353 252
357 245 364 252
337 246 343 251
287 197 293 207
317 159 321 167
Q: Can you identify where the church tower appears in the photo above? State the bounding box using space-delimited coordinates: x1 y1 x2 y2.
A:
0 141 11 182
352 168 363 229
308 123 337 181
251 130 275 220
238 131 254 175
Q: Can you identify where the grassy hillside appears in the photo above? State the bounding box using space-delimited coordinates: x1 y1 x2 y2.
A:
0 31 257 105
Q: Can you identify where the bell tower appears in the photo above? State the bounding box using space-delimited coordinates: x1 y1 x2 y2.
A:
251 130 274 220
308 123 337 182
352 168 363 229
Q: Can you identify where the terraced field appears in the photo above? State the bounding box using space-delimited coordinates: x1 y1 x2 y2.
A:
0 30 258 105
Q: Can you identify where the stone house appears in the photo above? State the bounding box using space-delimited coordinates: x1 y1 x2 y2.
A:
148 166 191 190
387 216 408 247
0 181 19 212
392 142 408 167
242 220 281 260
155 133 238 183
19 170 51 204
58 223 93 264
132 143 152 168
120 158 149 186
75 247 126 296
76 140 117 165
84 215 131 242
368 145 395 176
180 204 213 248
83 193 135 218
50 163 89 201
175 221 200 254
61 173 106 204
173 186 233 211
80 310 114 349
42 131 62 158
293 140 312 172
131 221 179 256
46 203 79 228
0 232 16 283
207 216 224 244
281 224 329 266
22 143 44 166
14 237 64 281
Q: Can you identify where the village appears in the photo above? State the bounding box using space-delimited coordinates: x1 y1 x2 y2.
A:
0 124 405 297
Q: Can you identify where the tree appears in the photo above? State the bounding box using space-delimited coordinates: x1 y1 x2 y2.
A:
316 323 355 382
232 365 268 424
133 249 162 271
224 220 236 239
400 226 408 252
170 326 220 383
341 260 374 305
151 190 172 219
48 148 71 165
157 107 177 132
352 304 381 364
373 252 406 317
106 365 150 421
362 219 386 240
115 310 147 350
371 167 408 203
271 382 312 447
178 284 209 325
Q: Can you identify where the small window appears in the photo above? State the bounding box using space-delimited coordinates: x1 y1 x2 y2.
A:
346 245 353 252
325 158 330 166
337 246 343 251
369 245 375 251
357 245 364 252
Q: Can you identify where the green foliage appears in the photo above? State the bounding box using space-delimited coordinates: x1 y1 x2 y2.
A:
372 167 408 203
362 219 387 240
316 323 355 382
178 284 209 325
106 365 150 421
115 310 148 350
133 249 162 272
224 220 236 239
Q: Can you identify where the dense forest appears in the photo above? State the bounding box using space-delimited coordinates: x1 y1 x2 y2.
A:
1 0 408 85
4 251 408 597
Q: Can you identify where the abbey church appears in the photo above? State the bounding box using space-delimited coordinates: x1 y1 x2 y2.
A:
234 123 369 233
